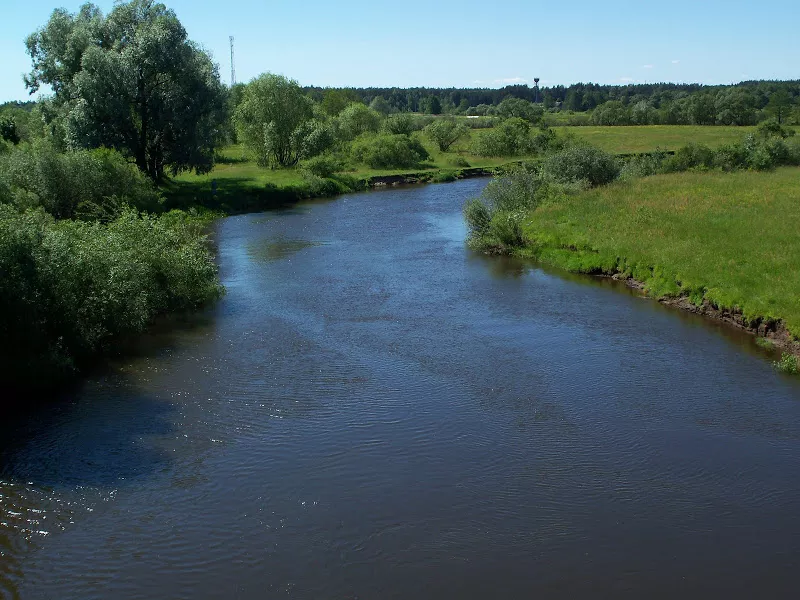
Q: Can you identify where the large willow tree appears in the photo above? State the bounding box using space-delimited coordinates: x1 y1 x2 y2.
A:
25 0 226 180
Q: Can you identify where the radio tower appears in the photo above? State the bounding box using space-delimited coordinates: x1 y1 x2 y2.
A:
229 36 236 87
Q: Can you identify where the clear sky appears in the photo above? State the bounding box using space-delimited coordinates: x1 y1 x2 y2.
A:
1 0 798 102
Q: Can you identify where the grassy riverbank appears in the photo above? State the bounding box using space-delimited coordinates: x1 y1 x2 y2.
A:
168 125 776 211
515 167 800 337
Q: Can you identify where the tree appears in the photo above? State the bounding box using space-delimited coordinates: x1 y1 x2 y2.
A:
496 97 544 124
25 0 227 180
591 101 630 126
420 96 442 115
369 95 392 115
766 90 793 125
0 117 20 144
321 88 360 116
424 117 468 152
235 73 315 167
335 102 382 141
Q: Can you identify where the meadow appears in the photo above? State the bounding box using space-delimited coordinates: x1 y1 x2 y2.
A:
170 124 781 211
516 167 800 336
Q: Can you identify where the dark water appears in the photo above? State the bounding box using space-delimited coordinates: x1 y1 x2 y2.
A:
2 179 800 599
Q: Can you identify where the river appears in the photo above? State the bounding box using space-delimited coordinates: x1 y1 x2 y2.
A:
2 178 800 599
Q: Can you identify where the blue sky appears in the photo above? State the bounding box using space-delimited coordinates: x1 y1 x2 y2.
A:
2 0 798 102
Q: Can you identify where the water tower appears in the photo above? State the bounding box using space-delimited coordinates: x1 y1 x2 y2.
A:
533 78 540 103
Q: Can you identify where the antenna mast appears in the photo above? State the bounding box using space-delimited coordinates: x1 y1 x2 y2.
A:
229 36 236 87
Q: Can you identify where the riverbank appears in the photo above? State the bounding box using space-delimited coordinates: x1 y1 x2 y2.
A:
511 167 800 361
165 125 772 213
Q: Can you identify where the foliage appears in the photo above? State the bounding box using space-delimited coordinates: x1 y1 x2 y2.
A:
25 0 227 180
496 97 544 124
369 95 393 115
420 96 442 115
424 117 469 151
301 153 345 178
663 143 715 172
0 205 222 392
383 113 416 136
235 73 315 167
542 144 620 186
335 103 382 141
0 142 162 219
619 150 669 179
591 101 631 126
0 116 20 144
774 353 800 375
471 118 535 157
350 133 429 169
321 88 360 116
464 166 569 251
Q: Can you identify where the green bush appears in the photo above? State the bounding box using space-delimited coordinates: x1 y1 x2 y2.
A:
447 156 470 168
774 353 799 375
335 103 382 141
351 134 430 169
543 144 620 186
664 143 715 172
301 153 345 178
620 151 668 179
471 118 535 157
496 97 544 123
464 166 571 251
383 113 415 135
424 118 469 152
0 205 222 393
0 143 162 219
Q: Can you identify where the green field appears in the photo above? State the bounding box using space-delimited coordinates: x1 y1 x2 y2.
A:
556 125 781 154
172 125 771 209
516 167 800 335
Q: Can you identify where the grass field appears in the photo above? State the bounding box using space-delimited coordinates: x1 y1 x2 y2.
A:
516 167 800 335
556 125 768 154
174 125 774 205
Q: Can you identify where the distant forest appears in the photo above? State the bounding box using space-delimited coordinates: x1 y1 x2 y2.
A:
306 80 798 113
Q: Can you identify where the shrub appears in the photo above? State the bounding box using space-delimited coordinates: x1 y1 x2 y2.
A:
543 144 620 186
591 101 631 126
301 153 345 178
0 205 222 393
424 118 469 152
713 143 749 171
496 97 544 124
463 197 492 236
664 143 715 172
464 166 570 251
471 118 534 157
774 353 799 375
350 134 430 169
447 156 470 168
620 151 668 179
463 116 500 129
335 103 382 141
383 113 416 136
757 119 795 139
0 143 162 219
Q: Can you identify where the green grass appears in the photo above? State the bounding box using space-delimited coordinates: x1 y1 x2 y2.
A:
169 125 784 212
555 125 767 154
516 167 800 335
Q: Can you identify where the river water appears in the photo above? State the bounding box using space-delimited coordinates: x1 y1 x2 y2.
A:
2 178 800 599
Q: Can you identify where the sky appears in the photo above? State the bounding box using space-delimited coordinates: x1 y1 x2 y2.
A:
1 0 798 102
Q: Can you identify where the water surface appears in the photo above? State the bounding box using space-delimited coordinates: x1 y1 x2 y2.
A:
2 179 800 599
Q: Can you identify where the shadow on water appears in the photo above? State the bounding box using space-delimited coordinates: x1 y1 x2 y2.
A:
247 237 327 262
469 248 788 367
